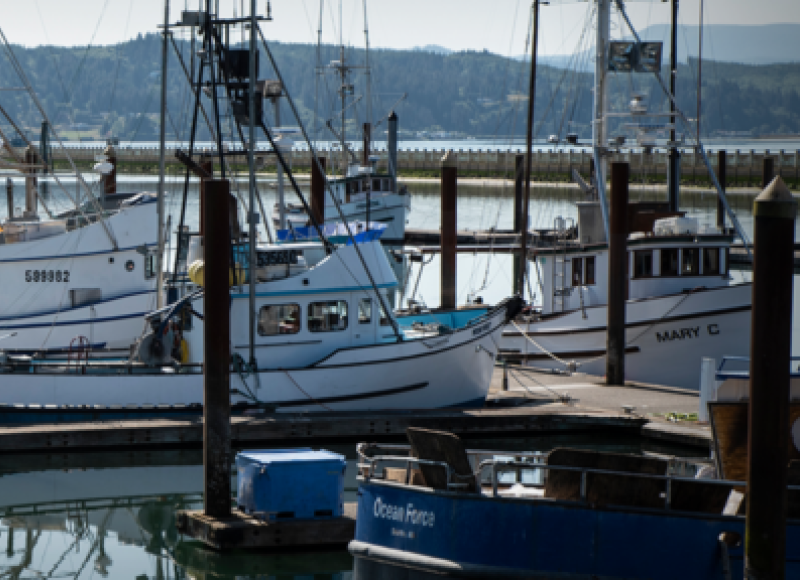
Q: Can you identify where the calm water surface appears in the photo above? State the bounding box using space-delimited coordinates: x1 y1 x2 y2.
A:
0 434 704 580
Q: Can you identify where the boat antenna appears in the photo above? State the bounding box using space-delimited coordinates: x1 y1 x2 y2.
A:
257 26 404 342
612 0 751 259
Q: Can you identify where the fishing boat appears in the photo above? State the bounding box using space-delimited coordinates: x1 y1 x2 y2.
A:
349 427 800 579
0 236 521 415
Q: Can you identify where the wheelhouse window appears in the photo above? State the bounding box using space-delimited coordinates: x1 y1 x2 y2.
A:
703 248 720 275
584 256 596 285
308 300 348 332
572 258 583 286
372 178 382 191
258 304 300 336
682 248 699 276
661 248 679 276
358 298 372 324
633 250 653 278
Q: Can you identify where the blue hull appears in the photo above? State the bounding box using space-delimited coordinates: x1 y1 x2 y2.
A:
352 481 800 579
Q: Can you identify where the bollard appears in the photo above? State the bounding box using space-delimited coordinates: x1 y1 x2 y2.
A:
745 176 796 579
717 150 726 231
440 151 457 310
203 179 232 519
513 154 525 295
310 156 326 227
762 157 775 190
606 162 629 386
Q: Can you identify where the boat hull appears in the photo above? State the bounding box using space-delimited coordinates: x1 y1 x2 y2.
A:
351 480 800 580
500 284 751 389
0 299 513 415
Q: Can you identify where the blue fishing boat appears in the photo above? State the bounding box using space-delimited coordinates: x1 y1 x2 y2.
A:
349 429 800 579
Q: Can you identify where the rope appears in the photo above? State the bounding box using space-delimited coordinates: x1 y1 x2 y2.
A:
511 319 572 367
282 369 333 411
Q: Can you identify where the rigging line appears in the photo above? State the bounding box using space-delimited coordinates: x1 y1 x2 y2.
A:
0 28 114 247
258 26 403 342
108 0 135 114
32 0 70 117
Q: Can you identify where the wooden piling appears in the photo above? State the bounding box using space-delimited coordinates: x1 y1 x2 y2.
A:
745 176 796 580
202 179 232 519
440 151 457 310
311 157 326 227
513 154 525 295
717 150 726 231
762 156 775 190
102 144 117 198
23 146 37 217
606 162 629 386
198 155 213 237
5 178 12 219
362 123 371 166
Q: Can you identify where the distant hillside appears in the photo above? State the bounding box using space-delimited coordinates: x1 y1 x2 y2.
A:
0 34 798 142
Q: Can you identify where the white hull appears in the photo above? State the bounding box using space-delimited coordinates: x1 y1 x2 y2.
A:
0 290 158 355
0 300 512 411
501 284 751 389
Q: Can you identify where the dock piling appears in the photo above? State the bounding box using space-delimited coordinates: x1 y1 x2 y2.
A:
745 176 796 579
311 156 326 226
717 150 726 231
762 156 775 190
203 178 233 519
606 162 629 386
513 154 524 295
102 143 117 199
23 146 38 218
5 177 13 219
440 151 457 310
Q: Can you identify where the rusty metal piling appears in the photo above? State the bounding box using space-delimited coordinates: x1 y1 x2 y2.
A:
606 162 629 386
440 151 457 310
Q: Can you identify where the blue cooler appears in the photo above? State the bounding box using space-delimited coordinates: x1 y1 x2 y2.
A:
236 449 346 520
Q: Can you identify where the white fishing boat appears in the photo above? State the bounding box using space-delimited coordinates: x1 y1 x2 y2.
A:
0 193 159 356
499 208 750 388
0 239 521 412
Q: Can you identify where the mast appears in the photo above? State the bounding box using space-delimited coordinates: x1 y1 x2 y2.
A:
518 0 540 296
156 0 170 309
668 0 680 212
697 0 703 142
339 0 346 174
363 0 372 145
247 0 258 367
592 0 611 238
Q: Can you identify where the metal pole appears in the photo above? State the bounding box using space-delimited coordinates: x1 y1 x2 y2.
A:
247 0 258 368
203 178 232 519
606 162 628 386
364 122 371 228
156 0 170 309
717 150 726 231
275 98 286 231
5 177 13 219
513 153 525 296
668 0 680 212
697 0 703 143
440 151 457 310
745 176 796 580
518 0 540 295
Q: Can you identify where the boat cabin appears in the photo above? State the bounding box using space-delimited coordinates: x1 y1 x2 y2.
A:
536 203 734 316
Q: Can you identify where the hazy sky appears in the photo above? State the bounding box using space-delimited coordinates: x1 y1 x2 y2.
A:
3 0 799 58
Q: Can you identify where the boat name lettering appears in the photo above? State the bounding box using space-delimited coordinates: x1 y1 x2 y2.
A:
472 322 491 336
708 324 720 335
373 497 435 527
655 327 700 343
25 269 70 283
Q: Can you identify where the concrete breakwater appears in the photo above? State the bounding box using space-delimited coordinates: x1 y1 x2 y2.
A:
45 146 800 186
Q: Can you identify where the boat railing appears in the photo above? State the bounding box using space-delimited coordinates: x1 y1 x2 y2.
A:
358 443 800 511
716 355 800 380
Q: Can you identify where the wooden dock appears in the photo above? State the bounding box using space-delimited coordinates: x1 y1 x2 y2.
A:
176 503 357 550
0 367 712 453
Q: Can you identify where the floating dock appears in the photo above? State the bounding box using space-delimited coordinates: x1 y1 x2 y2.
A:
0 367 710 453
176 503 357 550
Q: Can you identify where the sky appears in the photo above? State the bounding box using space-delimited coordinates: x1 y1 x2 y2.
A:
2 0 799 58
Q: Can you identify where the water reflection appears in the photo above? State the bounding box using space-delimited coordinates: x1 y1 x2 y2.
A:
0 433 702 580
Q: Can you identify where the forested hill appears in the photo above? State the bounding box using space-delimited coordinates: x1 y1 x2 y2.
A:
0 33 798 142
